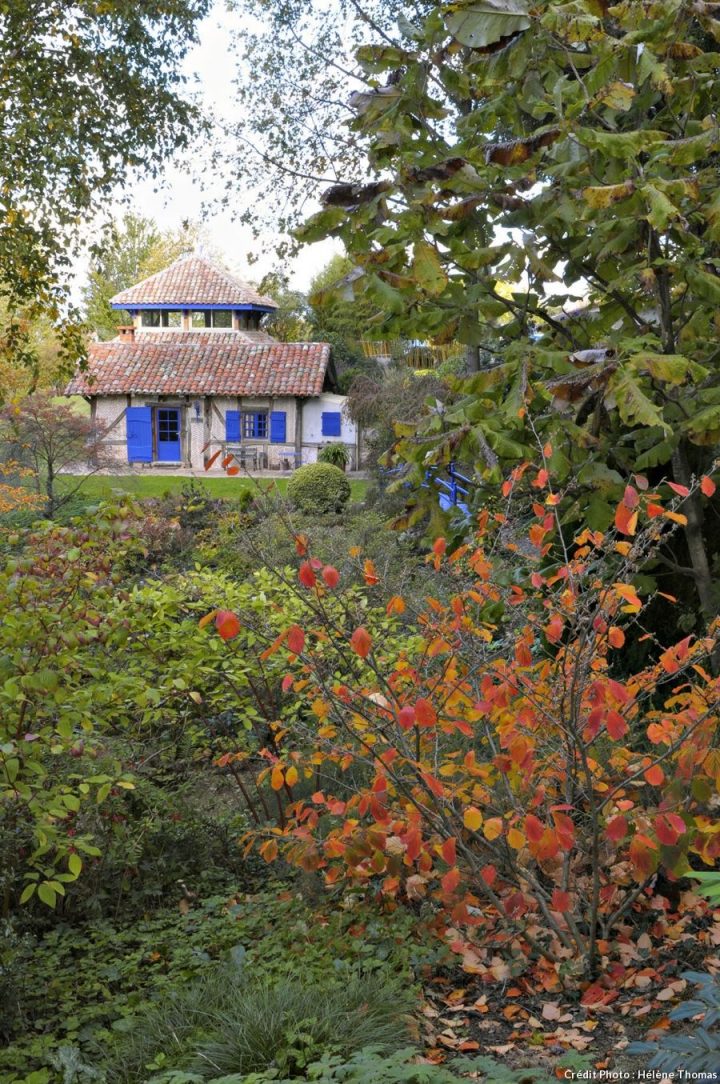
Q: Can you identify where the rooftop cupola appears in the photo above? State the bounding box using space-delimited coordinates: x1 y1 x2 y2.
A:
109 253 277 333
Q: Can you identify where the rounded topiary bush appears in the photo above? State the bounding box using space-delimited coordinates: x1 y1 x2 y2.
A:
287 462 351 514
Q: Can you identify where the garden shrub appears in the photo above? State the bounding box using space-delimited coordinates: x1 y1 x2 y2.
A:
318 443 350 470
287 463 350 515
205 471 720 981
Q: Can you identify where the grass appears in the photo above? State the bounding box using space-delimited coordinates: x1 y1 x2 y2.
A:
59 474 368 502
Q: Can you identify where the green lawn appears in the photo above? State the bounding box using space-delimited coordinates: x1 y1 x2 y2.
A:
60 473 368 502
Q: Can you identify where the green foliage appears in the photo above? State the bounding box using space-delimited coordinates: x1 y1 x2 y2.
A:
0 511 146 908
284 0 720 618
1 884 445 1080
317 444 350 469
308 256 382 346
108 970 414 1082
287 464 351 515
258 270 312 343
0 0 210 371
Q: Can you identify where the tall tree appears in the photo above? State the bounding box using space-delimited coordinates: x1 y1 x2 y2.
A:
83 215 200 340
0 0 210 369
285 0 720 624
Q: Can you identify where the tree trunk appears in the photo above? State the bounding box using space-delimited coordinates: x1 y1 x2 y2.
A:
465 344 481 373
671 443 717 626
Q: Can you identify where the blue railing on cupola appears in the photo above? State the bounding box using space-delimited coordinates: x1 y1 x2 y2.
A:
382 461 474 516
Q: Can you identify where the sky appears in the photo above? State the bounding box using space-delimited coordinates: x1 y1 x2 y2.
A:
92 1 341 293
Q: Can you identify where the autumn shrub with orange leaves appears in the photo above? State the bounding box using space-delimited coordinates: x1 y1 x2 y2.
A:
205 464 720 982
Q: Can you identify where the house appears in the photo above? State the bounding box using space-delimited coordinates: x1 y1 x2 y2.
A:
66 254 360 470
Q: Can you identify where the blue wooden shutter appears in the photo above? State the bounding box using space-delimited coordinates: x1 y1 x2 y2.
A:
270 410 286 443
321 411 341 437
126 407 153 462
225 410 240 441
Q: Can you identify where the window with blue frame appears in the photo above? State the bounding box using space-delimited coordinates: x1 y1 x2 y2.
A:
242 411 268 439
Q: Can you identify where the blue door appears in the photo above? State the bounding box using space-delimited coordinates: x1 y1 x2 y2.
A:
126 407 153 462
156 408 181 462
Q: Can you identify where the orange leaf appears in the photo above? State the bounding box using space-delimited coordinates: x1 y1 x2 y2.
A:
608 626 625 648
260 839 279 862
701 476 716 497
421 772 445 798
615 502 638 536
198 609 218 630
551 889 571 913
415 698 437 727
215 610 241 641
363 559 379 585
270 765 284 791
441 867 461 895
545 614 564 644
664 510 688 526
644 764 665 786
350 626 372 659
386 595 406 615
294 533 309 556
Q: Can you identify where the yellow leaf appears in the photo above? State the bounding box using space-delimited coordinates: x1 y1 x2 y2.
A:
285 766 299 787
507 827 526 850
483 817 503 841
464 806 483 831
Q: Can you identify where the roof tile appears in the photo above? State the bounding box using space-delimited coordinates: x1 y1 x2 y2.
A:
111 255 277 309
66 335 331 398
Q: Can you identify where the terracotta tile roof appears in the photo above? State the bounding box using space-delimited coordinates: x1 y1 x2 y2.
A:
136 328 278 344
110 255 277 309
66 334 331 397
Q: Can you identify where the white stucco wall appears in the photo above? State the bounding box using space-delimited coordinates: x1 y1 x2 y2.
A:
90 392 358 470
301 394 357 468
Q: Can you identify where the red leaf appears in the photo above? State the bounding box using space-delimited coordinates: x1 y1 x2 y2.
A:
525 814 544 843
281 674 294 692
655 813 686 846
350 626 372 659
701 476 716 497
606 710 628 740
551 889 571 913
294 534 309 556
606 815 628 842
433 537 447 557
215 610 241 641
298 562 317 588
397 705 416 730
441 867 460 895
668 481 690 497
322 565 340 588
623 485 639 509
545 614 564 644
286 625 305 655
442 838 456 866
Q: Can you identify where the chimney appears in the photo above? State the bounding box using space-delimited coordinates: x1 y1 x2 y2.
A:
117 325 135 343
